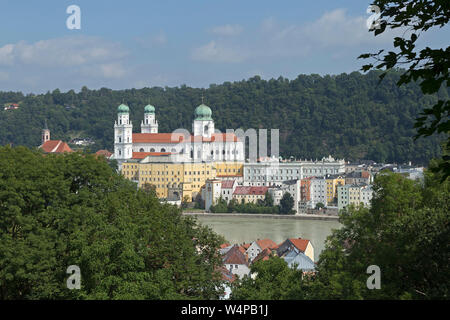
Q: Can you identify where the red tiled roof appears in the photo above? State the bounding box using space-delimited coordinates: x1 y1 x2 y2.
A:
223 245 248 266
95 149 112 158
361 171 371 179
220 243 230 249
256 239 278 250
132 133 239 144
241 243 251 249
132 152 173 159
253 248 273 263
289 238 310 252
233 186 269 196
220 266 237 283
40 140 73 153
221 180 235 189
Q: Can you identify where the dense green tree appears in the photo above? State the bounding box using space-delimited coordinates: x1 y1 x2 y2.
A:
279 193 295 215
0 146 225 299
263 191 274 207
230 257 311 300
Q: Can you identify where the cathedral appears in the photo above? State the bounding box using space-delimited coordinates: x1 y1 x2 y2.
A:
113 102 244 167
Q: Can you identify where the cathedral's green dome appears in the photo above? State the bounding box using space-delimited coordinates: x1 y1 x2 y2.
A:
144 104 155 114
194 104 212 120
117 104 129 113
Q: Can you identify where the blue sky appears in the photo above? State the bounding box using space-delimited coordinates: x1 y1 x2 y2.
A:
0 0 448 93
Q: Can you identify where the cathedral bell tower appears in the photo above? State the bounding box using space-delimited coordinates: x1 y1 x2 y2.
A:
141 104 158 133
42 120 50 145
114 104 133 165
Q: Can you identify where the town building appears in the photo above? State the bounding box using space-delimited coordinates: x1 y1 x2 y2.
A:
39 122 73 154
337 184 373 212
277 238 315 262
268 179 301 213
243 156 345 187
121 157 216 201
222 245 250 279
232 186 269 204
113 103 245 168
246 239 278 262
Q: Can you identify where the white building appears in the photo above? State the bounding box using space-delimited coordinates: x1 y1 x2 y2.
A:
113 103 244 168
309 177 327 209
268 179 301 213
243 156 345 187
204 179 222 211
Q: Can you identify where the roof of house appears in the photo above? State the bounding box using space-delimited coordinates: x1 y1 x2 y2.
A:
288 238 311 253
132 132 239 144
95 149 112 158
223 245 248 266
220 266 237 283
40 140 73 153
255 238 278 250
233 186 269 196
220 243 231 249
221 180 236 189
252 248 273 263
284 252 315 271
131 152 173 159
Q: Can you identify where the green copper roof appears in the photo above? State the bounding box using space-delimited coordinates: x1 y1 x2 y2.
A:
194 104 212 120
117 104 129 113
144 104 155 114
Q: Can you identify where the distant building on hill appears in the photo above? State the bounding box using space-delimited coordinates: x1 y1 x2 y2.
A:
38 121 73 154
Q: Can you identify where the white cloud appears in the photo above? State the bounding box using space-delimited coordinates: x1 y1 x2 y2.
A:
210 24 243 36
135 32 168 48
191 9 399 64
0 36 127 67
191 40 247 63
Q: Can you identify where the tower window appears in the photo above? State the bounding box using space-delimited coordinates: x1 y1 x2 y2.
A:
139 148 144 152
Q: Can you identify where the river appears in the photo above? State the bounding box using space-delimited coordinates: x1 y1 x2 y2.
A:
193 214 342 261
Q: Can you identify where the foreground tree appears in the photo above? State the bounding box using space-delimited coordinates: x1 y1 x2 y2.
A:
310 167 449 299
0 146 225 299
230 257 309 300
360 0 450 180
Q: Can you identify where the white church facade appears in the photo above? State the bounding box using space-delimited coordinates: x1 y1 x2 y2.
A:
113 103 245 167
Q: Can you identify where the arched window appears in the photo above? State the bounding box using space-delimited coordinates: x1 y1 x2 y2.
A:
161 148 166 152
222 150 225 155
118 149 121 156
171 148 176 152
139 148 144 152
150 148 155 152
119 137 121 143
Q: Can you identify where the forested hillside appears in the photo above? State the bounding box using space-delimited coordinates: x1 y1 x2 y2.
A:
0 70 446 164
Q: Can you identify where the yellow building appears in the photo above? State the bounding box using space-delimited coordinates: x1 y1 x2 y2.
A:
325 175 345 205
121 154 244 202
214 161 244 178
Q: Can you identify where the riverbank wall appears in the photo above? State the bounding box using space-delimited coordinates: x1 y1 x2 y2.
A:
182 212 340 221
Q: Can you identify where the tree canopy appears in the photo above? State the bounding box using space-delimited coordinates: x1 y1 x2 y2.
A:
0 70 446 165
0 146 225 299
